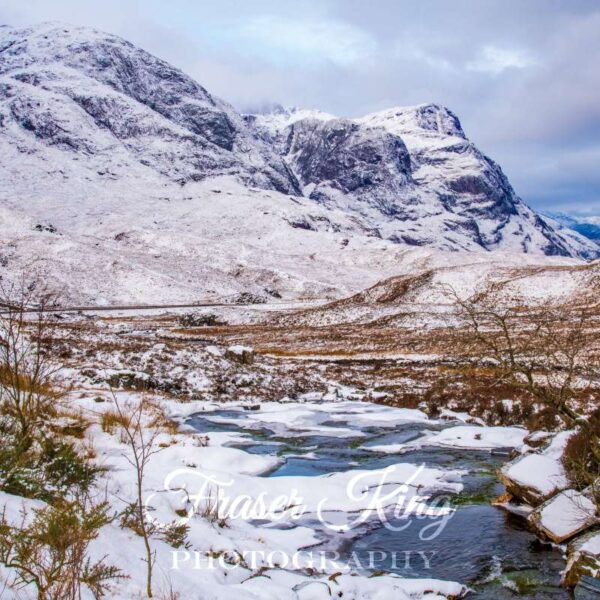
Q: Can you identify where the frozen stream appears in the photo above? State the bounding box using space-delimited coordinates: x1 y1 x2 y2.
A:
188 402 569 599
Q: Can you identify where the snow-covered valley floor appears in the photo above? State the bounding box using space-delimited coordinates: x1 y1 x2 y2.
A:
2 392 566 599
2 299 597 599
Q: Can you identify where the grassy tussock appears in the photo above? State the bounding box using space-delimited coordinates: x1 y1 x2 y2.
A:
100 409 131 434
0 364 58 397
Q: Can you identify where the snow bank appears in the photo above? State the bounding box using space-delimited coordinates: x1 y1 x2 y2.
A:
366 424 527 453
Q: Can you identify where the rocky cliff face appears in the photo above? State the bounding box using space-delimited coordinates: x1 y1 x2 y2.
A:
281 118 413 217
357 105 533 248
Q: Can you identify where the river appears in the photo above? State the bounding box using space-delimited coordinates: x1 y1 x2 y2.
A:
188 403 570 599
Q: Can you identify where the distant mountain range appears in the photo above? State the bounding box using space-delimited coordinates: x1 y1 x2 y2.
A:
541 212 600 245
0 23 597 304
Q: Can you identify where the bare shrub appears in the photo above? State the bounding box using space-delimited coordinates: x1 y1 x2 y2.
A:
451 287 600 510
450 287 599 431
0 275 63 454
0 277 98 501
562 408 600 504
112 393 162 598
198 486 228 529
157 577 181 600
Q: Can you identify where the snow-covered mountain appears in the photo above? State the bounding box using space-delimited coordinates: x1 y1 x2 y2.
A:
0 22 298 193
0 23 597 304
252 105 598 258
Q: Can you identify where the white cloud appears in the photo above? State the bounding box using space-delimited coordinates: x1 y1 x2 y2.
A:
467 45 536 75
400 44 454 71
229 15 377 67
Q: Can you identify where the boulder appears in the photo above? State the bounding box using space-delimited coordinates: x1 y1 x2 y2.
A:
529 490 598 544
498 431 573 506
225 345 254 365
563 530 600 587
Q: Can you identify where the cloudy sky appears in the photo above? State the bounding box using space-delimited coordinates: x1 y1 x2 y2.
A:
1 0 599 214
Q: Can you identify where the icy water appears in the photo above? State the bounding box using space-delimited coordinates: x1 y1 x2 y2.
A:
189 405 570 599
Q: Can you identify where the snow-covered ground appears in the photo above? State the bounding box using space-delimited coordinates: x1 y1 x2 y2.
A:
0 394 475 599
365 425 528 454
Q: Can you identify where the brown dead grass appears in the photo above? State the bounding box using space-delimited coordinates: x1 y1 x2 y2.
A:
55 293 600 427
100 409 130 434
0 364 58 397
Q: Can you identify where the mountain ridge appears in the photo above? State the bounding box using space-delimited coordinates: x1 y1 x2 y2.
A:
252 104 598 259
542 211 600 245
0 22 598 305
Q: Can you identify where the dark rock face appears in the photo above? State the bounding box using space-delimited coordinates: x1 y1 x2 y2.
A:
411 103 465 137
72 94 152 139
61 38 237 151
284 119 411 191
251 105 598 258
8 92 94 152
280 118 413 215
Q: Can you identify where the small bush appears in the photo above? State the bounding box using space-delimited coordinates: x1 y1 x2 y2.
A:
120 501 150 538
177 313 226 327
160 522 190 549
0 435 101 502
0 496 123 600
39 438 100 497
51 412 91 439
